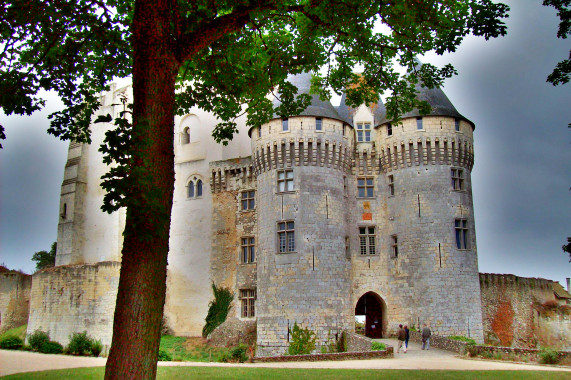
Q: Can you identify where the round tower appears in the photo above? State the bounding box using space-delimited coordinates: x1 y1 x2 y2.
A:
375 81 484 341
250 73 355 356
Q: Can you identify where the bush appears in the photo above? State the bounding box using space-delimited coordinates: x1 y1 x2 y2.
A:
28 330 50 351
371 341 386 351
448 335 476 345
40 341 64 354
230 344 248 363
539 347 560 364
286 322 316 355
0 336 23 350
158 349 173 361
202 283 233 338
67 331 101 357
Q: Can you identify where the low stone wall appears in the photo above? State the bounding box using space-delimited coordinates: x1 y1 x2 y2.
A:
209 318 256 347
409 331 469 354
0 271 32 333
468 345 571 363
345 331 375 352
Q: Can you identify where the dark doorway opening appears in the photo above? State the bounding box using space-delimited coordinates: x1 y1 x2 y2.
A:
355 292 387 338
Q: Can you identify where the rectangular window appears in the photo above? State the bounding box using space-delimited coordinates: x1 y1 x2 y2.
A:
356 122 371 142
343 124 346 136
451 168 464 191
316 117 322 131
282 118 289 132
387 123 392 136
278 221 295 253
388 175 394 196
277 169 294 192
359 226 376 255
240 289 256 318
455 219 469 249
357 177 374 198
258 126 262 137
391 235 398 258
241 190 255 210
416 117 423 130
455 118 460 132
241 237 255 263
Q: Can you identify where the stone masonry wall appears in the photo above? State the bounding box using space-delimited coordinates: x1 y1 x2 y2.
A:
27 262 120 353
0 271 32 333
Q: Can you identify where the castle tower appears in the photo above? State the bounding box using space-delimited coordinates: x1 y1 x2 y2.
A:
251 73 355 355
374 78 484 341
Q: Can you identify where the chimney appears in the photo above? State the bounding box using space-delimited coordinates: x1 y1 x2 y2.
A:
567 278 570 293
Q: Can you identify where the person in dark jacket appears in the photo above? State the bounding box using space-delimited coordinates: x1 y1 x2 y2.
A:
404 325 410 353
422 323 431 350
396 324 406 353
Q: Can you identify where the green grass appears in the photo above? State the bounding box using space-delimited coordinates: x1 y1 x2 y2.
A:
159 335 230 362
2 367 570 380
0 325 27 341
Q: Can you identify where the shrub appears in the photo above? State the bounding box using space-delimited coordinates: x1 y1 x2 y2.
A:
67 331 101 356
91 339 103 357
0 336 23 350
539 347 560 364
40 341 64 354
287 322 316 355
230 344 248 363
158 349 173 361
202 283 233 338
371 341 386 351
448 335 477 345
28 329 50 351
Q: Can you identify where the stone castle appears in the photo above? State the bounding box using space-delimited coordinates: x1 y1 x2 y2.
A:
2 72 569 355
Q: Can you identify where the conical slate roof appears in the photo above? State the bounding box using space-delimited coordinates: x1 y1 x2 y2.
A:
336 92 386 127
272 72 344 122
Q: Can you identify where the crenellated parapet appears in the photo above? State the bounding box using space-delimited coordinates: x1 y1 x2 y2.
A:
209 158 255 193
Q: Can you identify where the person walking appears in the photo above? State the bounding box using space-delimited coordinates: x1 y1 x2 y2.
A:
422 323 431 350
404 325 410 353
396 324 406 353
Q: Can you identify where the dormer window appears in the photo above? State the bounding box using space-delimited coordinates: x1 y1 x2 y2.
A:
356 122 371 142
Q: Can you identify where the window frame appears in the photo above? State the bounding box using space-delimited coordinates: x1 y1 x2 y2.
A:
357 176 374 198
187 177 203 199
455 219 469 250
282 118 289 132
388 174 395 196
241 190 255 210
241 237 255 264
240 289 256 318
416 117 424 130
277 220 295 253
359 226 376 255
455 118 461 132
315 117 323 131
391 235 398 258
356 122 372 142
451 168 465 191
277 169 294 193
387 123 393 137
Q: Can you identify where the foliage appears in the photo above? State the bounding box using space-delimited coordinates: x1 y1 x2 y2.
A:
39 340 64 354
27 329 50 352
448 335 477 345
31 242 57 271
371 341 386 351
202 283 233 338
159 335 231 362
230 344 248 363
0 335 23 350
543 1 570 86
539 347 560 364
563 237 571 261
287 322 316 355
158 349 173 362
67 331 101 357
0 324 27 341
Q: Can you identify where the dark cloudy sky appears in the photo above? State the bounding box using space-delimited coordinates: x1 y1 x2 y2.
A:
1 1 570 286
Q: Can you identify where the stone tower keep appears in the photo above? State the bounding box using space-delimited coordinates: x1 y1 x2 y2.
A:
252 73 355 355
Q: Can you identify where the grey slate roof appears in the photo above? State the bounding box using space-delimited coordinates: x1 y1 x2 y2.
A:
271 72 344 122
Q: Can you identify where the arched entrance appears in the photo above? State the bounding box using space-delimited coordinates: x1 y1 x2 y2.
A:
355 292 387 338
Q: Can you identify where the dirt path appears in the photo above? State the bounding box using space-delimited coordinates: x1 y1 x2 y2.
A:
2 343 570 377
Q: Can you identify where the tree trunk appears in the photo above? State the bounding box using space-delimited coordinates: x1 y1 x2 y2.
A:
104 0 178 378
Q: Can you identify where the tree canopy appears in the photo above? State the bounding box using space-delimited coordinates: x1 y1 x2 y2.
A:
0 1 509 378
31 242 56 271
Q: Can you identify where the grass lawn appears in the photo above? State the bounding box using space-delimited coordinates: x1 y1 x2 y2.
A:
159 335 231 362
2 367 570 379
0 325 27 341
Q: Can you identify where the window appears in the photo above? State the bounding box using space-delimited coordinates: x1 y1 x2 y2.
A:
356 122 371 142
359 226 376 255
343 124 346 136
451 168 464 191
187 177 203 198
455 219 469 249
416 117 423 130
282 118 289 132
455 118 460 132
241 190 255 210
391 235 398 258
277 169 294 192
316 117 322 131
240 289 256 318
278 221 295 253
357 177 374 198
182 127 190 144
387 123 392 136
388 175 394 196
258 126 262 138
241 237 255 263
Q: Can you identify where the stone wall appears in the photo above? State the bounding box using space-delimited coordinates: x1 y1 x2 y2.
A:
0 270 32 333
408 331 469 354
479 273 571 349
345 331 375 352
27 262 120 353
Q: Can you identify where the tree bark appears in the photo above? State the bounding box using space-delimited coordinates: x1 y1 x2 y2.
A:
104 0 178 378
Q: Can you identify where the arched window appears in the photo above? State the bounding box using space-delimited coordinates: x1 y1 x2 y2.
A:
197 179 203 197
188 181 195 198
181 127 190 144
187 176 203 199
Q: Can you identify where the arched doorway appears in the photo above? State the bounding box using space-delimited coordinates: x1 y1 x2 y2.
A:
355 292 387 338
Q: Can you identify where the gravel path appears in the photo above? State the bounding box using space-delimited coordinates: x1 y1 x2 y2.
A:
2 341 570 377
